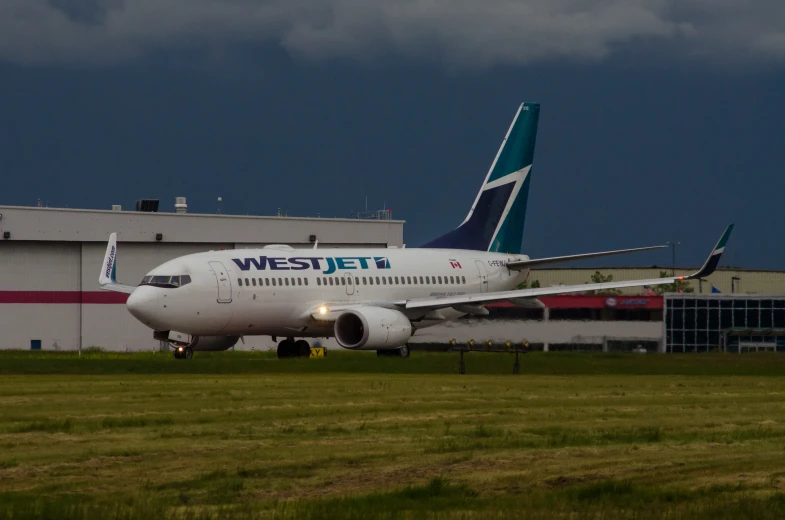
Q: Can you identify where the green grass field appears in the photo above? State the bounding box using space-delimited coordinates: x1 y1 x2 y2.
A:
2 350 785 519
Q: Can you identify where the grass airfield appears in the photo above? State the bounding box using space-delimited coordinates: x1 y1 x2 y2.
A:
2 351 785 519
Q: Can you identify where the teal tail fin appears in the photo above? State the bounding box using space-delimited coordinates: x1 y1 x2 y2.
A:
423 102 540 254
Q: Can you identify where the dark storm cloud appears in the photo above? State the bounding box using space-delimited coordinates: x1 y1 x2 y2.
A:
2 0 785 66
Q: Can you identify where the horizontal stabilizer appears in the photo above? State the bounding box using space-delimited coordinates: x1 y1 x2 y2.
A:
506 245 668 270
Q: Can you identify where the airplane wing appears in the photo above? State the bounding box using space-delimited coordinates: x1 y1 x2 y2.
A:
98 232 136 294
506 245 667 270
405 225 733 311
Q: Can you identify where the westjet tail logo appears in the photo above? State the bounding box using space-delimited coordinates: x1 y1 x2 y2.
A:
231 256 391 275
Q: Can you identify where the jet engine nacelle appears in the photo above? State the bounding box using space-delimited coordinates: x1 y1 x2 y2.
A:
189 335 240 351
334 307 413 350
162 330 240 351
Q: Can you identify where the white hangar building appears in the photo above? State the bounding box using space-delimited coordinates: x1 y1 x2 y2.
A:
0 203 403 351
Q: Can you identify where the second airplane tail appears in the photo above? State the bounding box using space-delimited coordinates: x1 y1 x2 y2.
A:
423 102 540 254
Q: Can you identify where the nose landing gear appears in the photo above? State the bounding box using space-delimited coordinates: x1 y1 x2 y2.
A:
172 345 193 360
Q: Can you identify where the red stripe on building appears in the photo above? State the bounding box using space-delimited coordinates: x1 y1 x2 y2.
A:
489 295 663 309
0 291 129 304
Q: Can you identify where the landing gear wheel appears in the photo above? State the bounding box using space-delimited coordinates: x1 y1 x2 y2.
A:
399 344 410 359
294 340 311 358
173 349 183 359
277 339 296 359
184 347 194 360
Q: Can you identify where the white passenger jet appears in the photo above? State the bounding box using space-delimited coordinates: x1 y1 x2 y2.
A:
99 103 733 359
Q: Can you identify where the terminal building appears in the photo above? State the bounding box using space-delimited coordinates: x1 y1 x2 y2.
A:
0 202 403 351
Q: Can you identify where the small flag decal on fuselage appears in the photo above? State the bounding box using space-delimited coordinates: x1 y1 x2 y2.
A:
449 259 462 269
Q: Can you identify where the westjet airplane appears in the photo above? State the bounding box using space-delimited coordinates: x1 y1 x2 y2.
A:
99 103 733 359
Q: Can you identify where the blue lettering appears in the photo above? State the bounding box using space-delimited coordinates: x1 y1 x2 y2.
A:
268 257 290 270
233 255 390 273
232 257 268 271
336 257 357 270
306 257 323 270
288 258 310 270
323 258 337 275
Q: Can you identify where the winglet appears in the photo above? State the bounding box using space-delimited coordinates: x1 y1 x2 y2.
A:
687 224 734 280
99 233 118 286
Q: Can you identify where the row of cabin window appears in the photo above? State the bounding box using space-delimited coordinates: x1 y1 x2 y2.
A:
237 274 468 288
239 277 309 287
317 274 467 286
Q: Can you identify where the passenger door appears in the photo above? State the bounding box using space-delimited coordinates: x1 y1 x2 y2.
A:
209 261 233 303
474 260 489 293
345 272 355 296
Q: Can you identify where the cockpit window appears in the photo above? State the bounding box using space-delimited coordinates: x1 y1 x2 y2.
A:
139 275 191 288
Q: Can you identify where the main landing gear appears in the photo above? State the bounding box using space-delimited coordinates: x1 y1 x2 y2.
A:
277 337 311 359
172 345 193 360
377 344 411 359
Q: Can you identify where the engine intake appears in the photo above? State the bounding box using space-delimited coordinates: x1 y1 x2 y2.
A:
334 307 413 350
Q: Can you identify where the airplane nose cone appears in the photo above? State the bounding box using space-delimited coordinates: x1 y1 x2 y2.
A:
126 287 160 326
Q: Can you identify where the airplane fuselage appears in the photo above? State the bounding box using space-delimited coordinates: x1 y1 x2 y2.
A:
127 246 530 338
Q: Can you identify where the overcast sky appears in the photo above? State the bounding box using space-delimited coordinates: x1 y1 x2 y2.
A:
1 1 784 268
